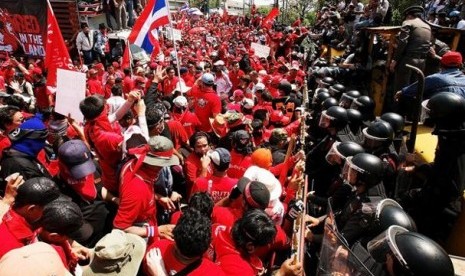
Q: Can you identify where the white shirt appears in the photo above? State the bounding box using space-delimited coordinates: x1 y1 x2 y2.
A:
76 30 95 51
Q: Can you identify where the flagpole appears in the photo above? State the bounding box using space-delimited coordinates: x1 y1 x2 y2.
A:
164 0 183 88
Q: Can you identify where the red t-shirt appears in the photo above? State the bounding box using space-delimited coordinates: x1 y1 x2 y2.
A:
160 76 179 96
184 153 213 196
193 88 222 132
123 76 134 95
227 150 252 179
171 111 201 138
87 78 104 96
167 120 188 150
211 206 242 227
34 84 52 109
191 175 237 203
146 239 225 276
113 161 157 233
0 134 11 160
0 209 36 259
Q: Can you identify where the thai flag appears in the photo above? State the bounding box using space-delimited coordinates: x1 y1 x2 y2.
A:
179 2 189 12
127 0 170 55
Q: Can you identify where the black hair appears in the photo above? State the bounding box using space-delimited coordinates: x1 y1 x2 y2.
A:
189 131 210 149
0 105 20 130
188 192 214 217
40 197 84 236
5 95 28 111
232 209 276 252
253 109 268 122
123 67 131 75
261 92 273 102
145 107 164 129
111 85 123 96
13 177 61 208
173 209 211 258
79 95 105 120
80 22 89 29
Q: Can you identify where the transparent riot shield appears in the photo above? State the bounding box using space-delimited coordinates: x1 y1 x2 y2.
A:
317 199 374 276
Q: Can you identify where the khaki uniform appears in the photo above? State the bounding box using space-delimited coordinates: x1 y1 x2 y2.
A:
393 17 432 91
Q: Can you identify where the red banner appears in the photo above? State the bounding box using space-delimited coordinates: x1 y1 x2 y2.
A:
0 0 47 57
45 0 73 92
262 7 280 29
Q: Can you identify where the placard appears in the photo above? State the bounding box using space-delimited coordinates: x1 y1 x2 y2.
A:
251 42 270 58
55 69 86 123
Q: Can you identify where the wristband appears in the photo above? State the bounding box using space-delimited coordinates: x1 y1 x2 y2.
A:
146 225 155 237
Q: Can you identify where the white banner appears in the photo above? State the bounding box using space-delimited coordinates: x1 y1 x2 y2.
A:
250 42 270 58
166 27 182 41
55 69 86 123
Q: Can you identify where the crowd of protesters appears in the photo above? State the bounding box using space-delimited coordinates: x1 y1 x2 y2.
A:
0 0 465 275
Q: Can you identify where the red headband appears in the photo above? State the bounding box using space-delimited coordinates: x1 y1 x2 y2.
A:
244 182 262 209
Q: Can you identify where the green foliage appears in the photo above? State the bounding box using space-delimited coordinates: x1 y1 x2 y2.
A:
257 6 272 15
305 10 317 26
390 0 423 25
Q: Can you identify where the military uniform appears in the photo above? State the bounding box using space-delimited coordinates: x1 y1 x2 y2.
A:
392 16 432 91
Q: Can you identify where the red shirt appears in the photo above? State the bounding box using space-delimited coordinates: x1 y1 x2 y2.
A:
212 226 264 276
0 209 36 258
84 112 123 194
123 75 134 95
87 78 104 96
146 239 225 276
191 175 237 203
0 133 11 160
114 161 157 234
182 72 196 87
211 206 242 227
160 76 179 96
193 88 222 132
166 120 188 150
34 83 52 109
171 110 201 138
184 153 213 197
227 150 252 179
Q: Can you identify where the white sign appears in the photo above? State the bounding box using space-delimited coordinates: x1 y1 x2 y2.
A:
250 42 270 58
166 27 182 41
55 69 86 123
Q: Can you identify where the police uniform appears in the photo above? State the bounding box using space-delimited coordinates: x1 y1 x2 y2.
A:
392 6 432 91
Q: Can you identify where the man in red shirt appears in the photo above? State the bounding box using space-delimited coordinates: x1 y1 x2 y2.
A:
145 209 224 276
227 130 253 179
114 135 179 244
87 69 104 97
0 177 60 258
159 67 179 97
184 131 213 196
122 67 134 96
0 106 24 159
191 148 237 203
193 73 221 133
171 95 201 138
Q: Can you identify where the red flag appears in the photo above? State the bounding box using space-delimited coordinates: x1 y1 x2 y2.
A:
121 41 131 69
262 7 280 28
45 0 73 93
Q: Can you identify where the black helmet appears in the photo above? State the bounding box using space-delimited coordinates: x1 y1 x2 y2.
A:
314 58 328 67
278 80 293 95
375 199 417 233
380 112 405 136
343 153 384 187
351 96 375 121
314 88 329 95
368 226 454 276
325 141 365 165
339 90 361 108
346 109 363 126
319 106 348 129
322 97 338 110
426 92 465 122
320 77 335 87
362 121 394 150
329 84 346 98
314 91 331 105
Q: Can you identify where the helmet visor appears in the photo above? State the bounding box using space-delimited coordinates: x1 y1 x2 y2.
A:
367 225 409 264
342 156 365 185
362 127 385 149
319 110 334 128
339 93 354 108
325 141 343 165
349 100 361 110
420 99 430 123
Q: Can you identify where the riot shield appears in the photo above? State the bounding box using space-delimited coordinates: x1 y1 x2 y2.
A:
317 199 374 276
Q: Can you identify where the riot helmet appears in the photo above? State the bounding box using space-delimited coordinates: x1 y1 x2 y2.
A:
368 225 454 276
319 106 348 129
347 109 363 130
322 97 339 110
339 90 361 108
380 112 405 136
424 92 465 129
329 84 346 99
374 199 417 233
350 96 375 121
319 77 335 88
325 141 365 166
342 153 384 188
362 121 394 150
313 91 331 106
312 88 329 103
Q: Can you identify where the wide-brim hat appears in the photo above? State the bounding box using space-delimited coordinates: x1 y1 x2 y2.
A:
142 136 180 167
82 230 146 276
210 114 229 138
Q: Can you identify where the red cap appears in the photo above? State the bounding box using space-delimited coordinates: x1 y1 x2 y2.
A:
441 51 462 67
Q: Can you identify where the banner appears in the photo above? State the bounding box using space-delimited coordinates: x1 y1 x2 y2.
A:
0 0 47 57
251 42 270 58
